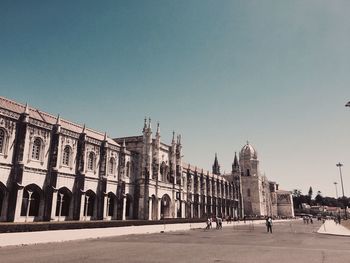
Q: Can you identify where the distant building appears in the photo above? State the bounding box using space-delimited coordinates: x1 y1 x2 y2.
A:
235 142 294 218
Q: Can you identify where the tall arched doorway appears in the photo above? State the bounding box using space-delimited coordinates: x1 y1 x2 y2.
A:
83 190 96 220
107 192 116 219
20 184 43 221
161 194 171 219
0 183 7 221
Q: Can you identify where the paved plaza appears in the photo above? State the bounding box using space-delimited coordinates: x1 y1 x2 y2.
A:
1 220 350 263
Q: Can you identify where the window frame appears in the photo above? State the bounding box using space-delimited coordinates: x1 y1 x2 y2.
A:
108 157 115 175
62 145 72 167
87 152 95 171
31 137 43 161
0 128 5 154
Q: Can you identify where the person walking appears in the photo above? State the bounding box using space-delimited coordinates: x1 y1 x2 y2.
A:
266 216 273 233
206 218 211 230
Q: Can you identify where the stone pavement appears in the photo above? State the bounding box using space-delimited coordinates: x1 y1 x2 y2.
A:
2 220 349 263
0 219 288 247
317 219 350 236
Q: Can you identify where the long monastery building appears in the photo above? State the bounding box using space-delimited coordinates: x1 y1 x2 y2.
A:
0 96 293 222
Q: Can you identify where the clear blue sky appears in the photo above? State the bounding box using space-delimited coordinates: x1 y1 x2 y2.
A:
1 0 350 197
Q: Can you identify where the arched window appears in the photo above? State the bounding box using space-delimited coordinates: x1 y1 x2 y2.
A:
0 129 5 154
87 152 95 171
126 161 130 177
32 138 42 160
109 158 115 175
62 145 71 166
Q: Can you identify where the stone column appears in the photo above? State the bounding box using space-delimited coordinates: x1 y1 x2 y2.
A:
103 195 108 220
190 203 194 218
122 197 127 220
148 198 153 220
13 187 24 222
197 200 201 218
157 198 161 220
79 193 86 221
25 190 33 222
50 190 58 221
181 200 185 218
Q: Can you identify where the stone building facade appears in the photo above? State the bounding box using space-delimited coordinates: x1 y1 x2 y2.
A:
0 96 292 222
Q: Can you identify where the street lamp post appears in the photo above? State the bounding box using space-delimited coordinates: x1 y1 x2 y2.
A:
336 162 347 218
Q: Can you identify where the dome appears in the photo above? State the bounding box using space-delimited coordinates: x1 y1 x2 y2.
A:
240 141 258 159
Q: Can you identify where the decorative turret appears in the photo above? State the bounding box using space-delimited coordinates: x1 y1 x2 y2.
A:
82 124 86 134
143 117 147 132
169 131 176 184
171 131 175 145
24 103 29 115
239 141 259 177
176 134 182 184
142 117 152 179
232 152 239 173
103 131 108 148
152 122 161 180
155 122 160 142
56 114 61 125
122 139 126 150
22 102 30 123
212 153 221 175
55 114 61 134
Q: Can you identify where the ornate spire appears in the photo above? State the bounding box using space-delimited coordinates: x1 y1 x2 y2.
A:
56 114 61 125
82 124 86 134
104 131 107 141
212 153 221 175
24 103 29 115
148 117 151 130
122 139 126 148
233 152 239 167
172 131 175 144
143 117 147 132
156 122 160 134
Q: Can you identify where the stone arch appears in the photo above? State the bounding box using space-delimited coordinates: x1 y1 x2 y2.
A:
161 194 171 219
20 184 43 220
0 182 8 221
84 190 96 219
55 187 72 219
107 192 117 218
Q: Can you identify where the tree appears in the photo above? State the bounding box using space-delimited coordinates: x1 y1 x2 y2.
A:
292 189 301 197
315 191 323 205
308 187 313 199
